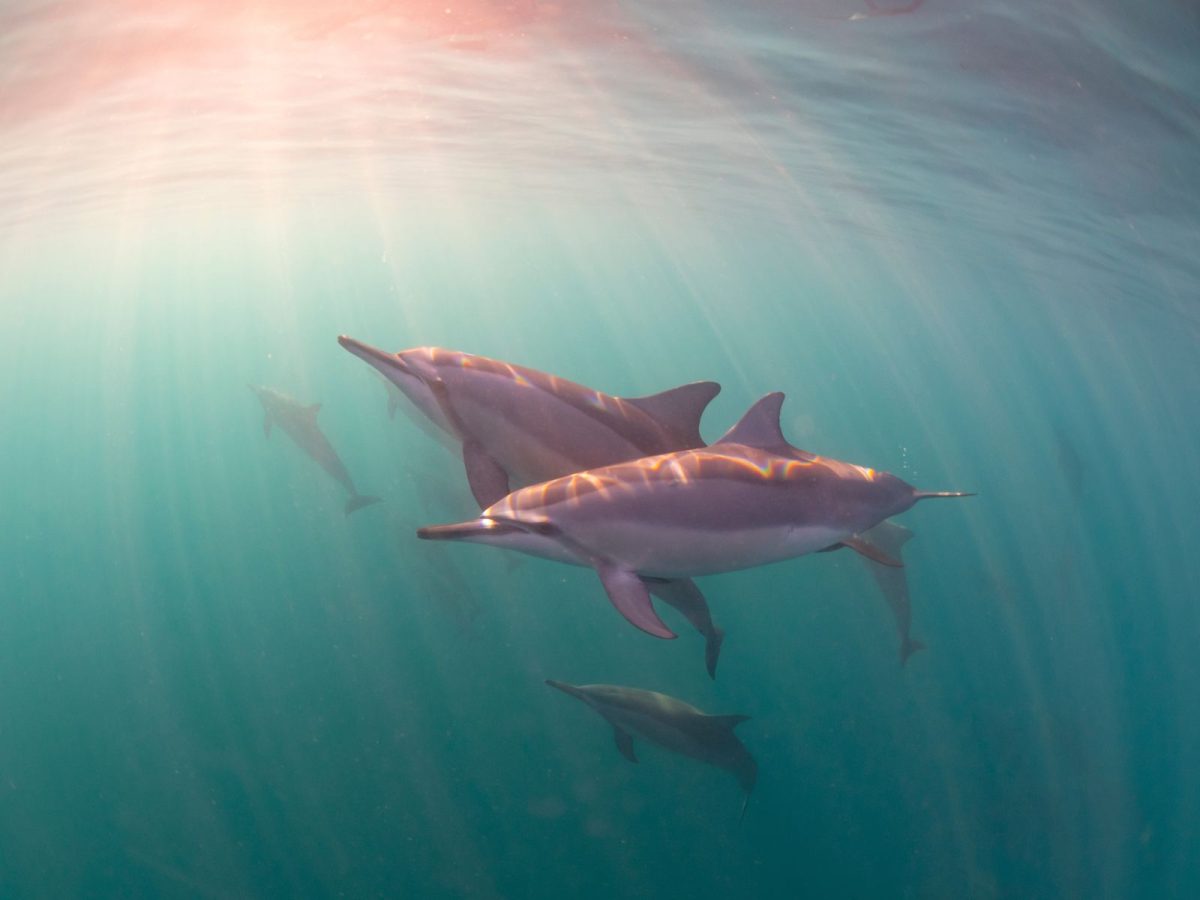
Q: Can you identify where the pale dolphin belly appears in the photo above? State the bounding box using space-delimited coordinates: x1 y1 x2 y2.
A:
563 520 848 577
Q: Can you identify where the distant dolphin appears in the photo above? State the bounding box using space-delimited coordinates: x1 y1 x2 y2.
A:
250 385 381 516
339 336 726 675
857 520 924 665
420 393 972 639
545 680 756 820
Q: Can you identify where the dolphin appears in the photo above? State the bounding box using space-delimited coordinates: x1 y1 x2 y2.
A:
419 392 972 639
339 336 726 675
337 337 721 507
250 385 381 516
857 520 925 665
545 680 756 820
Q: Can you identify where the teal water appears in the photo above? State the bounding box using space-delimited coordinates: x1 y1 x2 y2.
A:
2 1 1199 897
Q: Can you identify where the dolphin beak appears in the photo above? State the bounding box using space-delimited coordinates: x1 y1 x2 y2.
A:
337 335 411 378
545 680 586 701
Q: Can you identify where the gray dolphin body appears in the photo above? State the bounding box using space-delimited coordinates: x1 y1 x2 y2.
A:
251 386 381 516
339 336 726 676
420 393 972 639
857 520 924 665
545 680 756 819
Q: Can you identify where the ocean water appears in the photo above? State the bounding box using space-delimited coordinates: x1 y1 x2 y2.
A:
2 1 1199 897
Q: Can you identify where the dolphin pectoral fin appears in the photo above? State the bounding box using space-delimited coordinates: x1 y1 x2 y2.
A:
345 495 382 516
841 535 903 568
625 381 721 448
387 394 400 419
462 442 511 509
613 726 638 763
263 414 272 438
642 577 724 678
598 566 677 639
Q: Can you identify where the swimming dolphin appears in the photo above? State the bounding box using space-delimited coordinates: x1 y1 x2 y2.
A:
545 680 756 820
250 385 381 516
857 520 925 665
419 393 972 639
339 336 726 675
337 337 721 507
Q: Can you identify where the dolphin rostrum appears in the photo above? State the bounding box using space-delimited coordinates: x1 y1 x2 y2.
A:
857 520 925 665
419 392 972 639
545 680 756 820
339 336 726 676
250 385 381 516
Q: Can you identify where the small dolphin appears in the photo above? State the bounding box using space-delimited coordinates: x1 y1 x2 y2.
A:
339 336 726 674
545 680 756 820
250 385 381 516
857 520 925 665
420 393 972 639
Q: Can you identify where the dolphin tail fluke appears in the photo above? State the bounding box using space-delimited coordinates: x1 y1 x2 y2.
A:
705 626 725 680
914 491 975 500
642 577 723 676
901 637 926 666
345 495 382 516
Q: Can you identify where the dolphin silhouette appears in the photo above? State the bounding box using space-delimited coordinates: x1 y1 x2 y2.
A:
419 393 972 639
339 336 726 675
857 520 925 665
250 385 381 516
545 680 756 821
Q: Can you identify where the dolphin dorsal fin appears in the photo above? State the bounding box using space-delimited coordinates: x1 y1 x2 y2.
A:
625 381 721 448
713 393 793 451
306 403 322 417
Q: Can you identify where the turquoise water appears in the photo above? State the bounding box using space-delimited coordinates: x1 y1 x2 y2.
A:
2 1 1199 896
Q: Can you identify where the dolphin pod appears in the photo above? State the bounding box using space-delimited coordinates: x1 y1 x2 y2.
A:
338 337 728 678
418 392 972 640
268 335 975 820
250 385 381 516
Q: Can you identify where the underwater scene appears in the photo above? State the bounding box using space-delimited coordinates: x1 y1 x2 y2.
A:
1 1 1198 897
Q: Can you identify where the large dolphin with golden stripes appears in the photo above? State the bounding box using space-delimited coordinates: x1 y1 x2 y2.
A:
250 385 381 516
337 336 727 675
545 680 756 821
419 393 972 639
